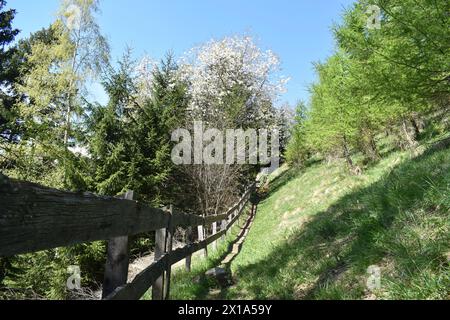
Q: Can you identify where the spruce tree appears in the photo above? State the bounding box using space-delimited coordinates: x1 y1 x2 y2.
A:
0 0 20 141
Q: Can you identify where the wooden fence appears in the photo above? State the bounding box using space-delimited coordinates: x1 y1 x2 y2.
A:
0 177 256 300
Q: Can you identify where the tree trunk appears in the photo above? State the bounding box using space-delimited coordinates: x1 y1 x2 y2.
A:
402 118 417 148
368 133 380 161
410 116 421 139
342 136 354 169
64 32 81 147
63 101 72 146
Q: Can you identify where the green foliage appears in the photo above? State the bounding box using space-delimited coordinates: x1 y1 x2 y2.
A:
2 0 448 301
16 21 75 143
0 0 20 140
86 52 187 205
1 21 77 190
176 138 449 300
0 1 110 299
286 102 310 166
1 243 106 300
286 0 450 168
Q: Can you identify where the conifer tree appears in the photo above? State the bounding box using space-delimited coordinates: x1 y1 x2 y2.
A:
0 0 20 141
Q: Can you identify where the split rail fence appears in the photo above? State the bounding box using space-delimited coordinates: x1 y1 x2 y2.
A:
0 177 256 300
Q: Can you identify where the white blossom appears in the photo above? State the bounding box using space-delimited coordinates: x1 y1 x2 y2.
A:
136 55 158 100
178 35 290 125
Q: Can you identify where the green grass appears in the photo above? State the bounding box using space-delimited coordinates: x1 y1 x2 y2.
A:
226 142 450 300
169 135 450 300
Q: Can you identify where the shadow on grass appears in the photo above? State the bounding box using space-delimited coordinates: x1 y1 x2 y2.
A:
169 205 259 300
228 141 450 300
203 204 259 300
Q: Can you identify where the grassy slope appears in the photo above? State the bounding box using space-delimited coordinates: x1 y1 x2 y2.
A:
227 141 450 300
168 134 450 300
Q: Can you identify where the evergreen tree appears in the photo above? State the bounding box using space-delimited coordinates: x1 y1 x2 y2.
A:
1 21 75 187
87 52 188 206
0 0 20 141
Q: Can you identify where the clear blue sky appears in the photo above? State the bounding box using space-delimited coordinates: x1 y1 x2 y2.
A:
8 0 355 106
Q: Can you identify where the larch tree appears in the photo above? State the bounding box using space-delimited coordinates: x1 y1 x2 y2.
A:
58 0 110 147
9 21 75 186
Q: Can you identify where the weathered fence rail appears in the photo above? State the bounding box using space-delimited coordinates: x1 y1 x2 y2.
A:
0 177 256 300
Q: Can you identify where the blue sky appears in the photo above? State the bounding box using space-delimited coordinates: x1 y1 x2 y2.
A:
8 0 355 106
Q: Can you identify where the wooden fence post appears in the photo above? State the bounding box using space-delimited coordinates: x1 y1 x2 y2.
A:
238 206 242 226
152 227 167 300
102 191 133 299
221 219 227 241
227 210 233 235
197 225 207 258
238 201 243 225
185 226 193 272
212 222 217 251
163 205 174 300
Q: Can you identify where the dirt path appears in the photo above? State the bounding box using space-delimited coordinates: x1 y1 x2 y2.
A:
127 241 192 283
221 207 257 268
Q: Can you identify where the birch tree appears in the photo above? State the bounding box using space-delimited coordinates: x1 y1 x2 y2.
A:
58 0 109 146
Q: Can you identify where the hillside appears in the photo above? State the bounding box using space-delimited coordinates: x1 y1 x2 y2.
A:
1 0 448 301
170 136 450 300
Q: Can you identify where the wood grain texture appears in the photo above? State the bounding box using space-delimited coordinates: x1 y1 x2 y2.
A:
151 227 167 300
102 191 134 299
185 226 193 272
163 206 174 300
0 177 255 301
0 180 169 256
